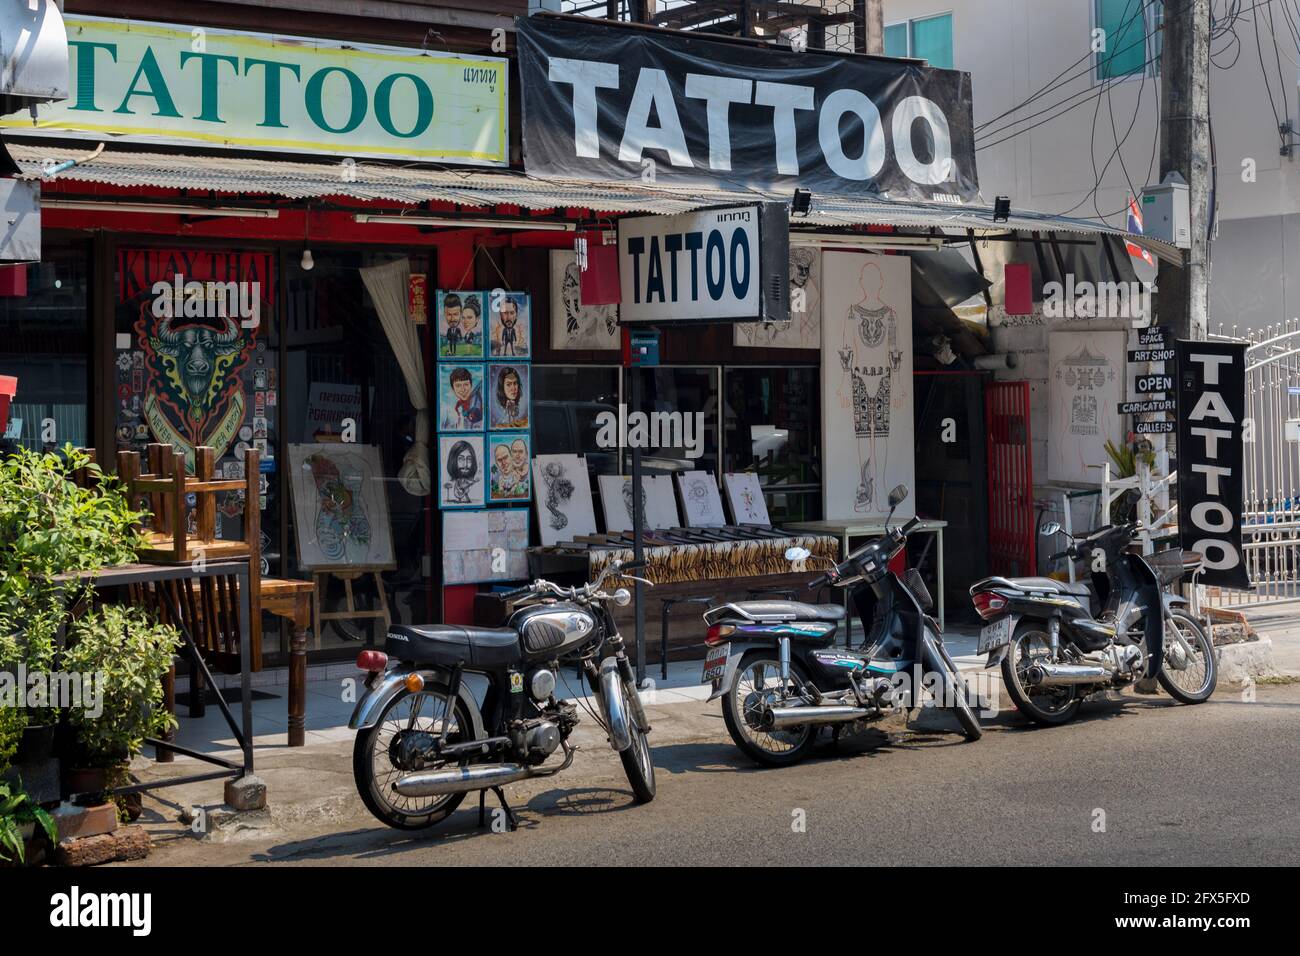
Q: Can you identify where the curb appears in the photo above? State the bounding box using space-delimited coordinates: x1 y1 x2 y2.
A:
1216 637 1282 684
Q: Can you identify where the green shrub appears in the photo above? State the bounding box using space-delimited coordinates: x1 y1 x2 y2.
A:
62 604 180 768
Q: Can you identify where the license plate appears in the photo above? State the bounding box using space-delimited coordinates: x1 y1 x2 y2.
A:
978 617 1012 653
702 643 730 683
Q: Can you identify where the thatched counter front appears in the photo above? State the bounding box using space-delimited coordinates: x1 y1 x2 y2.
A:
475 533 841 670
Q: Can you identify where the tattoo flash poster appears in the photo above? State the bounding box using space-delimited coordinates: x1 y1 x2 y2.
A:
1047 331 1124 484
118 248 275 474
821 252 915 522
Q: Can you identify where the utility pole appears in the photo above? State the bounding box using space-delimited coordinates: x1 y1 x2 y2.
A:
1157 0 1211 341
854 0 884 55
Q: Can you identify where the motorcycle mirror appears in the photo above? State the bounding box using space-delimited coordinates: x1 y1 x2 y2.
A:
888 485 909 507
1040 521 1062 536
785 546 811 563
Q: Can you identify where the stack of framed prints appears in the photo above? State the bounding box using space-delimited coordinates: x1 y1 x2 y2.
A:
436 289 534 584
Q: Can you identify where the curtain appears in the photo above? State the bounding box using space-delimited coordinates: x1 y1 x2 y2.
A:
359 258 431 496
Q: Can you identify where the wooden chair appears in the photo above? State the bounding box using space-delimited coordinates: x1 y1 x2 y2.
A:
117 443 259 568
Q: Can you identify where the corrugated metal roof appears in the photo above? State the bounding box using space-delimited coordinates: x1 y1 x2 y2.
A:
7 142 1181 263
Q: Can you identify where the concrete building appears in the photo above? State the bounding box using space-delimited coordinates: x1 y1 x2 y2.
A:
882 0 1299 334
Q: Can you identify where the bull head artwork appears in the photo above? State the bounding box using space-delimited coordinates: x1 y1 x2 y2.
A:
135 309 252 470
151 315 244 421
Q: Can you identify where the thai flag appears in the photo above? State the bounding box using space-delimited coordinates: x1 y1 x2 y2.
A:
1126 195 1156 266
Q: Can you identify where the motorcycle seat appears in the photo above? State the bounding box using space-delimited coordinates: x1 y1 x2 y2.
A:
1011 577 1092 597
385 624 520 668
731 601 847 623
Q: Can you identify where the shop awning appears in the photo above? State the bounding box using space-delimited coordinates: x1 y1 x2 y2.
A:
5 142 1182 265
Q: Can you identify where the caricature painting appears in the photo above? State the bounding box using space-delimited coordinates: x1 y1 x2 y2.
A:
437 290 485 359
437 363 485 432
439 433 486 509
489 432 532 503
488 363 530 430
488 291 531 359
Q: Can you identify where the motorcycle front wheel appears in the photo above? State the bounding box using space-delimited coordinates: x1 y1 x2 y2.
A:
1156 610 1217 704
923 634 983 740
722 653 816 766
606 659 657 803
1001 623 1083 726
352 686 478 830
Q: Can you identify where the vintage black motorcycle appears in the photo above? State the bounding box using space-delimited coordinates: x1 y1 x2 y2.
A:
700 486 982 766
350 559 655 831
969 522 1217 726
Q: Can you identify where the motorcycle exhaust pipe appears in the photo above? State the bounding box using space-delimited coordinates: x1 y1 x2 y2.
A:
1024 662 1109 686
763 704 871 730
391 763 532 797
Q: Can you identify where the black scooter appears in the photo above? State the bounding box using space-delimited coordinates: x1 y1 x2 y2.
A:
700 486 982 766
969 522 1217 726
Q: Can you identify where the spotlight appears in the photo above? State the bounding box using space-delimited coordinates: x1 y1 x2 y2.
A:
993 196 1011 223
791 188 813 216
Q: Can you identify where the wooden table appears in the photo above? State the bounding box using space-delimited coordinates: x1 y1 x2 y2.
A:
54 560 257 796
259 577 315 748
785 518 949 630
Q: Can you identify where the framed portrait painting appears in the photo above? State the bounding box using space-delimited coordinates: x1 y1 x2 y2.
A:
438 433 486 509
488 291 531 360
488 363 530 430
488 432 532 503
437 290 485 360
437 363 485 433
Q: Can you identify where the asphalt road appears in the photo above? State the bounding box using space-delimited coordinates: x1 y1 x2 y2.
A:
137 682 1300 867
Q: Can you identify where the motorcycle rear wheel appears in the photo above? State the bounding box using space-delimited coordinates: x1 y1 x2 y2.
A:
1001 623 1083 726
352 686 476 830
722 653 816 766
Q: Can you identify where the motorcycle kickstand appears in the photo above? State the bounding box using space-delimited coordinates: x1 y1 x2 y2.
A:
478 786 520 831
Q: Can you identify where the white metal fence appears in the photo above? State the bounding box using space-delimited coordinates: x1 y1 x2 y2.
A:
1203 323 1300 607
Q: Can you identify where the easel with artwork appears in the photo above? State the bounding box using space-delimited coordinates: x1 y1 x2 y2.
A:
287 442 397 646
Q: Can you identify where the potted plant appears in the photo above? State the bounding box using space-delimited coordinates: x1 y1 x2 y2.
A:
0 445 147 800
61 603 180 806
0 778 57 865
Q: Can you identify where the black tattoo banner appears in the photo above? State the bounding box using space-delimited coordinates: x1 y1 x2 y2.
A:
516 15 979 203
1175 340 1251 590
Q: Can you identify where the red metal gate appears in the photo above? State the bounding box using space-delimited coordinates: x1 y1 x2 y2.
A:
986 381 1036 576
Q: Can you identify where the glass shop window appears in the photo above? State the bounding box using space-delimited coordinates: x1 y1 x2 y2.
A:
113 245 283 655
532 364 621 481
0 241 91 454
283 249 435 652
723 366 822 523
623 366 719 478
